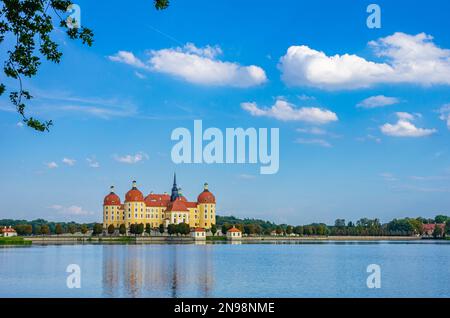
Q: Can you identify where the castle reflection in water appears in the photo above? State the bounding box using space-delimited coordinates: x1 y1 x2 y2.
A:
102 244 214 297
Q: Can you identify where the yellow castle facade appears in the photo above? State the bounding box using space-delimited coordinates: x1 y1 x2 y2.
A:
102 174 216 230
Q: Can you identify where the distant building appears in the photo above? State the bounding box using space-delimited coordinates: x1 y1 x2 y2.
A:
103 174 216 230
191 227 206 240
422 223 445 237
226 226 242 240
1 226 17 237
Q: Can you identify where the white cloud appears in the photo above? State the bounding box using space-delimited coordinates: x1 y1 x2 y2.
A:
16 122 24 127
295 138 332 147
108 51 148 69
62 158 76 166
380 172 398 182
296 127 327 135
114 152 149 164
357 134 382 144
33 90 137 119
357 95 400 108
237 174 256 180
86 157 100 168
109 43 267 87
134 71 146 79
279 32 450 90
437 104 450 129
241 99 338 124
380 112 436 137
50 205 94 216
46 162 58 169
298 94 316 101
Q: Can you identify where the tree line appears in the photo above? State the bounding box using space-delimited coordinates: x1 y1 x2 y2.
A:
217 215 450 238
2 214 450 238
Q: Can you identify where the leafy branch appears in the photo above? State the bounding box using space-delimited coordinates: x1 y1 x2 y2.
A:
0 0 169 132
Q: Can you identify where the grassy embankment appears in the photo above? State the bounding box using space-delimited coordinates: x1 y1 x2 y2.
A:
206 236 227 241
0 236 32 245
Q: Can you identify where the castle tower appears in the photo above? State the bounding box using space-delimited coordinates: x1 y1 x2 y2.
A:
103 185 122 229
197 182 216 229
124 180 145 228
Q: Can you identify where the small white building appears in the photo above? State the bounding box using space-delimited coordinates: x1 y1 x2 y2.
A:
1 226 17 237
191 227 206 240
226 226 242 240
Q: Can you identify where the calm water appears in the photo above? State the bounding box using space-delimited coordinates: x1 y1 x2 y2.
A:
0 241 449 297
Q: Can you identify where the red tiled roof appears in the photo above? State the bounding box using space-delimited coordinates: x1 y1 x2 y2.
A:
104 192 121 206
185 201 198 208
166 200 189 212
145 193 171 207
192 227 205 232
1 227 16 233
227 227 241 233
423 223 445 232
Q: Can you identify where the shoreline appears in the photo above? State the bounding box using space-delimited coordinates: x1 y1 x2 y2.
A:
9 235 429 245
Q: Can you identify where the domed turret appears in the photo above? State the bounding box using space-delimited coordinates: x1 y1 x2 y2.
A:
197 182 215 204
104 186 121 205
125 180 144 202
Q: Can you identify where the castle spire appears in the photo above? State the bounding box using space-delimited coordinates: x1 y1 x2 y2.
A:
170 173 179 201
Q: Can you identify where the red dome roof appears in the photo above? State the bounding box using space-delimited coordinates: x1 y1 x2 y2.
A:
197 190 215 204
197 183 215 204
104 192 121 206
104 186 121 205
125 181 144 202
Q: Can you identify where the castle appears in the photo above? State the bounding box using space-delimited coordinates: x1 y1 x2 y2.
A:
102 174 216 230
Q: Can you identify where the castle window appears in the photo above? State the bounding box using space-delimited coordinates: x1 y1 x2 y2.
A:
135 214 138 218
128 214 131 218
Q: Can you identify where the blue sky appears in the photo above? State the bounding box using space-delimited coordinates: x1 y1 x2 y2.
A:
1 0 450 224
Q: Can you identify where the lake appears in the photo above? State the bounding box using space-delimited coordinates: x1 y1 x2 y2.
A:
0 241 449 297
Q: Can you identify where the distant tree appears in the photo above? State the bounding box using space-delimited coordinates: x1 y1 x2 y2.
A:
68 224 76 234
33 225 41 235
176 223 190 236
92 223 103 236
435 215 448 224
433 225 443 239
119 224 126 236
136 223 144 236
145 223 151 235
107 224 115 236
334 219 346 227
275 226 283 235
13 224 32 236
159 224 165 235
80 224 88 235
221 223 232 234
40 225 50 236
55 224 63 235
210 224 217 236
167 224 177 236
129 224 136 235
294 226 303 236
347 221 354 227
286 225 294 235
408 218 424 235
